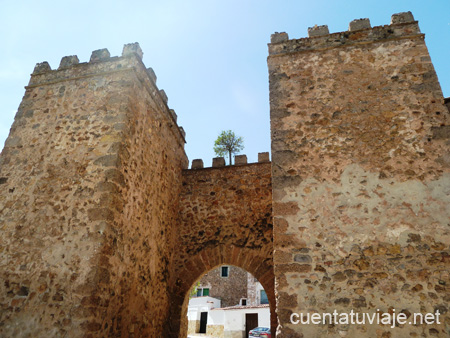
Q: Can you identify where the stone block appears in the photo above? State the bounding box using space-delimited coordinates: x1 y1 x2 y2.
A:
169 109 177 122
308 25 329 37
391 11 414 24
348 18 371 31
191 159 204 169
90 48 110 62
271 32 289 44
179 126 186 139
147 67 157 83
258 152 270 162
234 154 247 165
32 62 51 74
159 89 168 103
122 42 143 59
58 55 79 69
212 157 225 167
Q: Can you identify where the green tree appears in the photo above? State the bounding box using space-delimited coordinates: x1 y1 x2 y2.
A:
189 281 200 299
213 130 244 165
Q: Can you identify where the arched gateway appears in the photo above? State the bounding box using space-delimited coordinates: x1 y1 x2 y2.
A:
1 11 449 338
168 160 276 337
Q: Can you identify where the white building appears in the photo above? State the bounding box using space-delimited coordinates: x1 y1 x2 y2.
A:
187 269 270 338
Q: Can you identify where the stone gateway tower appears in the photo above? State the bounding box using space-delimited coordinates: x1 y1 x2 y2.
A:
268 12 449 338
0 11 449 338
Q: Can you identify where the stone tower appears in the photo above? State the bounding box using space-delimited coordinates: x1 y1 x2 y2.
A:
268 12 449 337
0 43 189 337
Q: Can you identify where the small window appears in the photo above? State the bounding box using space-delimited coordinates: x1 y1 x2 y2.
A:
196 288 210 297
260 290 269 304
221 266 229 277
241 298 247 306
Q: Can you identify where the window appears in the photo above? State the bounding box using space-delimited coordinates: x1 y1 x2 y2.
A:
196 288 210 297
221 266 229 278
240 298 247 306
260 290 269 304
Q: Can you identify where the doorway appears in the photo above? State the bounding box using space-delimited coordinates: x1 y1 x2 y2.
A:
245 313 258 338
199 312 207 334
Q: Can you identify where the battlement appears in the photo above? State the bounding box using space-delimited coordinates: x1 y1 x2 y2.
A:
28 42 186 144
189 152 270 169
268 12 422 56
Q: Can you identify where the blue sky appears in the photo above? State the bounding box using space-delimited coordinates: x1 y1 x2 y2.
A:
0 0 449 165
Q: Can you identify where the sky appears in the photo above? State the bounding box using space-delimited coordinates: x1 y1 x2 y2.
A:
0 0 449 166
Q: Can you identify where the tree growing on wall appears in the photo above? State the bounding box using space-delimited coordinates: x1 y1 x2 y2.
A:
213 130 244 165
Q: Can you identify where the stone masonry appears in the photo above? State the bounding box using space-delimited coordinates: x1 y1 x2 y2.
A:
196 266 249 308
0 10 449 338
268 12 449 338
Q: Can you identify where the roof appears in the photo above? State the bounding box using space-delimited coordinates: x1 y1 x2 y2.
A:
212 304 270 311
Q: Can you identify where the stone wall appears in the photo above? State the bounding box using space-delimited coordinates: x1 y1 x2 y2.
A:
0 43 188 337
207 324 224 337
198 265 248 307
187 320 200 335
171 159 276 337
268 12 449 338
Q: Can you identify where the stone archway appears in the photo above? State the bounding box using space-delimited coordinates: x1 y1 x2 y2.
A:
166 161 276 337
169 248 276 338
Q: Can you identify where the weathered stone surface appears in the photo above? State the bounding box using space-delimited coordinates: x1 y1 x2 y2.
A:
349 18 371 31
0 11 449 338
268 13 449 338
307 25 329 37
32 61 51 74
172 162 275 335
191 159 204 169
258 152 270 162
212 157 225 167
89 48 110 62
58 55 79 69
271 32 289 43
234 154 247 165
391 11 415 24
0 44 188 338
122 42 143 59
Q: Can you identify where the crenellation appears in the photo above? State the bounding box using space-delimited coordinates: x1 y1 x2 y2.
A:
159 89 168 103
269 12 422 56
234 154 247 165
122 42 143 59
307 24 329 37
391 11 415 24
170 109 178 122
58 55 79 69
89 48 110 62
186 154 271 170
147 67 157 83
270 32 289 44
212 157 225 167
348 18 371 31
258 152 270 162
32 61 51 74
191 159 204 169
178 126 186 140
22 44 186 148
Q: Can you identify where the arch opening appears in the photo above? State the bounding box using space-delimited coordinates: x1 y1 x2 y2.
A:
186 264 271 337
166 246 277 338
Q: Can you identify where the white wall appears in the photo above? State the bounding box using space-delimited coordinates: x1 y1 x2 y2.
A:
223 306 270 331
187 296 221 321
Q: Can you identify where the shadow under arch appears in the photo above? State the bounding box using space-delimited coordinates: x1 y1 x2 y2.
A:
167 246 276 337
